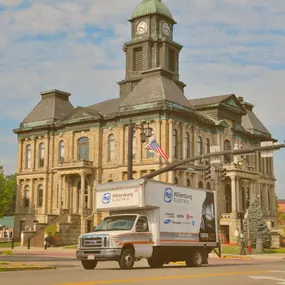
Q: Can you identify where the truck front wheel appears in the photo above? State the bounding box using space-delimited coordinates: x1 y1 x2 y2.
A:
81 260 98 270
119 249 135 269
185 250 203 267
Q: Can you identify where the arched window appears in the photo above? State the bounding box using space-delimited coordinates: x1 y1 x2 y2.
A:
197 136 203 155
224 140 232 163
38 185 43 208
173 129 178 159
78 137 89 161
25 144 31 169
198 181 204 189
23 185 30 208
59 140 64 162
186 179 191 187
205 138 210 154
108 134 115 162
39 143 44 167
185 132 190 158
206 182 211 190
225 184 232 213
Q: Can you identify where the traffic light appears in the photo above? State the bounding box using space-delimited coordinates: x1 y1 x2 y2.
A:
204 165 211 181
220 168 227 182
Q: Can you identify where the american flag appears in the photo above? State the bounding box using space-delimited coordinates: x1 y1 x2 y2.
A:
146 139 169 161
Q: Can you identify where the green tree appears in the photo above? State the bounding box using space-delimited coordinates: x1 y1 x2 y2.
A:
242 199 271 248
0 166 17 218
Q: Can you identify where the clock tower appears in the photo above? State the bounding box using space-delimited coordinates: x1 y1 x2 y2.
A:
118 0 186 98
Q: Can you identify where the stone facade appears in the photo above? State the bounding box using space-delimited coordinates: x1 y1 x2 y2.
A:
13 0 277 245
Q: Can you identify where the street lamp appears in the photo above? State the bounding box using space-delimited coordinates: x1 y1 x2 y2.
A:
127 121 153 180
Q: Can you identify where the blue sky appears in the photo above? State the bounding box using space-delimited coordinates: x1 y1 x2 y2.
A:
0 0 284 197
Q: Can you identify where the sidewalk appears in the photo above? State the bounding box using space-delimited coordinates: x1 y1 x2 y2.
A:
210 252 285 261
0 246 76 257
2 246 285 261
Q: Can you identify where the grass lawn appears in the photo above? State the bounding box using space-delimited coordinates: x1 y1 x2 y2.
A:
221 244 285 255
0 242 20 248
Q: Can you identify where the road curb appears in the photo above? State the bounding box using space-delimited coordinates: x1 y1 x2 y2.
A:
0 263 57 272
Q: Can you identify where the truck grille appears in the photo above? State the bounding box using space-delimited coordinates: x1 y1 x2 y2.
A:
82 237 107 248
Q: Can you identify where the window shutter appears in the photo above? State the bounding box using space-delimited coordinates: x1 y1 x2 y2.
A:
134 47 143 71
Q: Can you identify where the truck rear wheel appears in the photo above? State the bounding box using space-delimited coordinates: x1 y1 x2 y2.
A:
119 249 135 269
147 257 164 268
81 260 98 270
185 249 203 267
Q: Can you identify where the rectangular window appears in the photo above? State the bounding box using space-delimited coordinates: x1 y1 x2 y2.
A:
133 47 143 71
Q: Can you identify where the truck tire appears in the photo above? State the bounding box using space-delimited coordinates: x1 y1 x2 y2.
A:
147 257 164 268
81 260 98 270
119 249 135 269
185 249 203 267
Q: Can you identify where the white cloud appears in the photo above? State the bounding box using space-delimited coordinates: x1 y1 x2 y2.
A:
0 0 285 194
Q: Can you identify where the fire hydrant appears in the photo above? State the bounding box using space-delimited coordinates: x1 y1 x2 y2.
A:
247 244 252 255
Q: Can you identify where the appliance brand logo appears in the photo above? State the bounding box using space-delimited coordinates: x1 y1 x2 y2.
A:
186 214 193 220
177 214 184 219
102 192 111 204
164 219 171 224
164 188 173 203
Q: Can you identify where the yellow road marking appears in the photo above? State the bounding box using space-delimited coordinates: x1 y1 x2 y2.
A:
54 270 269 285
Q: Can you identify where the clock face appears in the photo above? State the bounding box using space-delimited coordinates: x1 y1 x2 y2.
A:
136 21 148 35
163 22 171 35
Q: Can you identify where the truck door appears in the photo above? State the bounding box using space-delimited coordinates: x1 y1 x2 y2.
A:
133 216 153 258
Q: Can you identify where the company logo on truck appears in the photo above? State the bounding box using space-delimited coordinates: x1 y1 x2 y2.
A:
164 219 171 224
102 192 111 204
164 188 173 203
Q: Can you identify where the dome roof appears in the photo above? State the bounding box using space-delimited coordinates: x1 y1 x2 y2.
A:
131 0 173 21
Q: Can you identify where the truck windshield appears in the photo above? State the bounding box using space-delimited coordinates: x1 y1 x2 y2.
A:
94 215 137 231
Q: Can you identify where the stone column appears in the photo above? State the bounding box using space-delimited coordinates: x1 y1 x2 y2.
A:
73 184 78 214
15 180 22 214
80 172 85 214
29 179 34 214
88 185 92 209
156 120 161 164
265 184 269 215
18 139 24 172
250 179 255 203
168 120 174 183
182 124 186 160
230 176 237 214
31 137 36 171
59 175 63 210
119 125 124 164
236 177 240 213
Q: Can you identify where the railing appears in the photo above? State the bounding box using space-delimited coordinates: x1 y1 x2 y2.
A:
27 210 69 247
57 160 93 168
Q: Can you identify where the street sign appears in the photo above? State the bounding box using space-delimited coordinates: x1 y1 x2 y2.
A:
260 141 273 157
210 145 221 164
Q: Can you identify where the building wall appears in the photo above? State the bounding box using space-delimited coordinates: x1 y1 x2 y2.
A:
14 116 277 242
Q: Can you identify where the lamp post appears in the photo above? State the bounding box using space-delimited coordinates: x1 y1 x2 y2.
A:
127 121 153 180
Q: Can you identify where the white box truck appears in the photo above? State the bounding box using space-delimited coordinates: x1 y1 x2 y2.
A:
76 178 220 270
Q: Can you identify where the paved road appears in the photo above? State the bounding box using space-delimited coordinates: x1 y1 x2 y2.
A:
1 258 285 285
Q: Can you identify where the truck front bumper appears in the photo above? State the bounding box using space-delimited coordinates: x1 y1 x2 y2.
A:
76 248 122 261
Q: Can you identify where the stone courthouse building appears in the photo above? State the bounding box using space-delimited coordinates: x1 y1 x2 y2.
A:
13 0 277 245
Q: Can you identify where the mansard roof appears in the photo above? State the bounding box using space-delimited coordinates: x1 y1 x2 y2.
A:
21 89 74 127
241 101 271 137
119 68 194 111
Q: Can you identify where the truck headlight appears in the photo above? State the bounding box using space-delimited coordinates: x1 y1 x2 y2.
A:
109 237 120 248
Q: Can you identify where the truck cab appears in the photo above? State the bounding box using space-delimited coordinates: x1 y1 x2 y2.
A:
77 213 153 269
